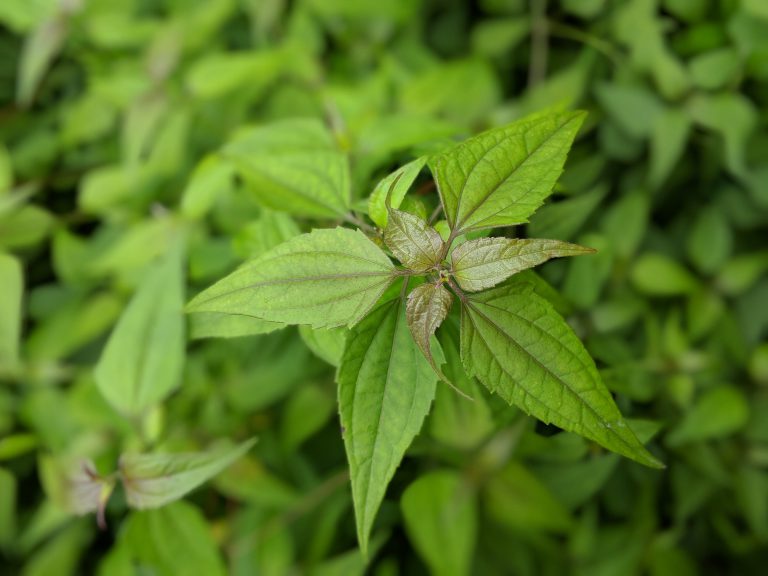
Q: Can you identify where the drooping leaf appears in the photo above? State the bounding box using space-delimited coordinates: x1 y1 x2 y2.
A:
0 252 23 373
122 501 226 576
429 110 586 233
187 227 395 328
120 438 256 509
368 157 427 228
338 297 441 555
406 282 452 377
95 239 185 416
401 470 477 576
383 209 443 272
223 118 351 218
460 284 662 468
451 237 594 292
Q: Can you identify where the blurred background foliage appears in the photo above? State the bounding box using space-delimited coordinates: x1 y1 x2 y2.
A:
1 0 768 574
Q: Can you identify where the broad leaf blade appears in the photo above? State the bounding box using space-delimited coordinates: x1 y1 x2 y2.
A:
383 209 443 272
460 284 662 468
187 227 395 328
406 283 452 376
401 470 477 576
338 298 441 555
368 157 427 228
95 240 185 416
452 237 595 292
223 119 350 218
120 439 256 509
429 111 585 232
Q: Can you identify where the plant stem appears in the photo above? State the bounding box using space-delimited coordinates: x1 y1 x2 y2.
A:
528 0 549 88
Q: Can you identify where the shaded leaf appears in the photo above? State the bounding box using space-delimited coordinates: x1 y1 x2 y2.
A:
384 209 443 272
338 298 441 555
429 110 585 232
120 438 256 509
667 386 749 446
451 237 594 292
187 227 395 328
460 284 662 467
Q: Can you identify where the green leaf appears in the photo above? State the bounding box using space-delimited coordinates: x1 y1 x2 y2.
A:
180 154 235 220
0 252 22 373
383 209 443 272
120 438 256 509
187 227 395 329
16 15 68 106
189 312 284 340
667 386 749 446
299 325 346 366
122 501 226 576
95 240 185 416
406 282 453 377
0 467 17 549
338 297 441 555
368 157 427 229
460 284 662 468
631 253 699 296
401 470 477 576
484 461 572 533
686 206 733 275
428 110 586 233
223 119 350 218
451 237 594 292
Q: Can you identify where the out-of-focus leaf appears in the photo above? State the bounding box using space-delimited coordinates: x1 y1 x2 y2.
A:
401 471 477 576
186 49 285 100
527 184 607 242
667 386 749 446
123 501 226 576
631 254 699 296
650 108 691 188
0 205 53 249
461 284 662 467
299 325 346 366
600 191 650 259
187 228 395 329
95 240 186 415
471 17 529 57
21 520 91 576
232 210 301 259
686 206 733 275
120 438 256 509
16 14 68 106
0 467 16 548
689 48 741 90
485 461 572 532
0 252 22 373
595 83 663 140
223 119 350 218
180 154 235 220
338 298 441 555
281 384 335 450
430 110 585 232
452 237 594 292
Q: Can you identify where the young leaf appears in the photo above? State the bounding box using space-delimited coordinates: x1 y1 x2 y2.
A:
406 283 452 377
451 237 595 292
429 110 586 233
338 297 441 555
368 157 427 229
383 209 443 272
223 119 351 218
95 240 185 416
120 438 256 509
187 227 395 328
0 252 22 372
401 470 477 576
460 283 662 468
